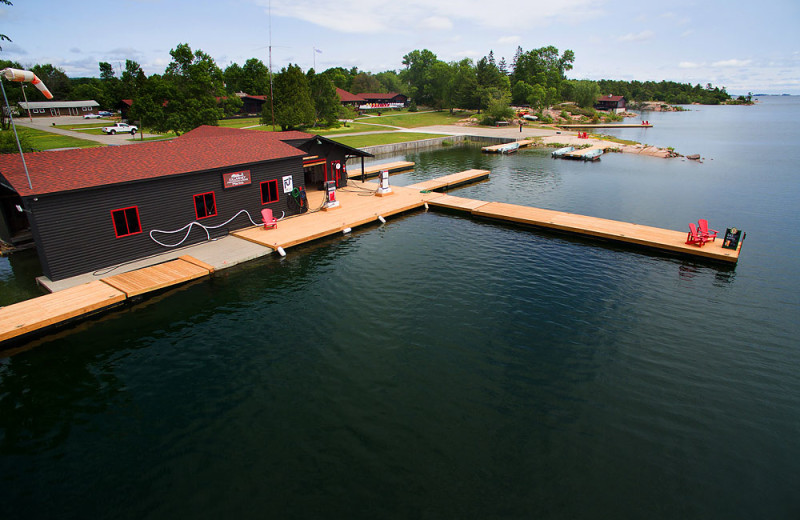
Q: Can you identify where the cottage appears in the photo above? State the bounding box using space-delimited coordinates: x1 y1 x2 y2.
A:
0 126 371 282
18 100 99 118
595 95 626 114
336 88 365 107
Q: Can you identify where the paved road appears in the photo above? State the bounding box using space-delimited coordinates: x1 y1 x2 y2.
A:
13 115 159 146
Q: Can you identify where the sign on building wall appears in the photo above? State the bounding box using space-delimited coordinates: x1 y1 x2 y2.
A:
222 170 251 189
282 175 293 193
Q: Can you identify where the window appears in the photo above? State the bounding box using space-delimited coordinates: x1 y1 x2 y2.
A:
260 179 279 204
111 206 142 238
194 191 217 219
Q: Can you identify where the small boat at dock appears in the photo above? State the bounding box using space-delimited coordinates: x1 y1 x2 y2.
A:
483 141 520 154
580 148 603 161
551 146 574 158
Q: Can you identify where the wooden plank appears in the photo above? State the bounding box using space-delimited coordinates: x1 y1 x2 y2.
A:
407 169 490 192
101 258 212 297
0 281 126 342
427 194 490 212
472 202 741 263
348 161 415 178
178 255 216 274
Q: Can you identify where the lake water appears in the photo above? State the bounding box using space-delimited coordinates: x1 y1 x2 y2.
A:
1 97 799 519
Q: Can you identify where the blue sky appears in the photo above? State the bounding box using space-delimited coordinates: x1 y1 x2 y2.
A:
1 0 798 95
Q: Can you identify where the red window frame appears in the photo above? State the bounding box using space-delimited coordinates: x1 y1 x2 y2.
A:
193 191 217 220
260 179 279 204
111 206 142 238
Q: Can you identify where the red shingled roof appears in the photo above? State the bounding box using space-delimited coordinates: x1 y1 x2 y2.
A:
359 92 403 100
598 95 625 102
336 88 365 103
0 126 308 197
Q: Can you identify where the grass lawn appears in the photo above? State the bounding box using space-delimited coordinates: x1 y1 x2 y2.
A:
330 132 451 148
354 110 476 128
52 120 113 130
218 117 264 129
11 127 103 151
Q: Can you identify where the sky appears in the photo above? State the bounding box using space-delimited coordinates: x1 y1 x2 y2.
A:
1 0 798 95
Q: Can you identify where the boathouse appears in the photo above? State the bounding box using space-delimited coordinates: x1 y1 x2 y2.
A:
595 95 626 113
0 126 370 281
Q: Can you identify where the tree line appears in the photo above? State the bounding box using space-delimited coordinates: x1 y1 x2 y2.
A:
2 42 736 135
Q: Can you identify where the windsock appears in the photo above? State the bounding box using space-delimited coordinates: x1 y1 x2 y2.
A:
1 67 54 99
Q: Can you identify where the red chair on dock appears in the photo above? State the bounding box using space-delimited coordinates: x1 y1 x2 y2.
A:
686 222 706 246
697 219 718 242
261 208 277 230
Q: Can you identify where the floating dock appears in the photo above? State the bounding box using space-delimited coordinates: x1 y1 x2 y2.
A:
347 161 415 179
0 256 214 344
427 195 742 263
2 168 743 348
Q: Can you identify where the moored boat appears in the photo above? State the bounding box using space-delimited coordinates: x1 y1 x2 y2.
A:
551 146 574 158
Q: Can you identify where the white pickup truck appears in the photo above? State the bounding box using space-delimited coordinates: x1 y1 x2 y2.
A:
102 122 138 135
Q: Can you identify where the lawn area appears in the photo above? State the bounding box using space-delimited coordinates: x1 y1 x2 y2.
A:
330 132 451 148
10 127 103 151
218 117 264 129
52 120 113 130
354 110 476 128
315 122 396 136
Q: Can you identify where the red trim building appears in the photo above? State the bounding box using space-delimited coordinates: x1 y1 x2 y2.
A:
0 126 371 281
595 95 626 113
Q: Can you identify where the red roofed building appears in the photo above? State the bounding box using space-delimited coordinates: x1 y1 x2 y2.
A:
595 95 626 113
0 127 371 281
336 88 365 107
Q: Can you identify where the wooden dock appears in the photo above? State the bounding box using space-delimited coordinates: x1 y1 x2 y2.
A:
427 195 742 264
0 256 215 344
407 169 490 192
348 161 415 179
0 281 126 343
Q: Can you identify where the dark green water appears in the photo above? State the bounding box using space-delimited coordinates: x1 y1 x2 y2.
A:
1 97 799 519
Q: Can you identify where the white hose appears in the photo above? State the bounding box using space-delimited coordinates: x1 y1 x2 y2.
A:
149 209 284 248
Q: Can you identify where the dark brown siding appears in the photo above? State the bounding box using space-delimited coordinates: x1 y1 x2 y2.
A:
28 157 304 281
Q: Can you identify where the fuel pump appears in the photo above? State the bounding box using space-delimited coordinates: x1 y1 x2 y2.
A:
324 180 339 209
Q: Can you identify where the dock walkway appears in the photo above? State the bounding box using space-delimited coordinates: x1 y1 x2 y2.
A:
427 195 741 263
348 161 415 179
2 168 743 347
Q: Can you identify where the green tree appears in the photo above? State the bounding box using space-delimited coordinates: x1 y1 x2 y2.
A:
511 46 574 104
241 58 270 95
131 43 225 134
308 69 340 127
223 62 245 93
350 72 382 94
400 49 438 106
266 64 314 130
571 80 600 108
451 59 479 111
30 64 71 100
428 60 454 110
120 60 146 101
375 71 404 94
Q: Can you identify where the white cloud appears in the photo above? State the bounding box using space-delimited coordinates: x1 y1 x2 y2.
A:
679 61 703 69
618 30 655 42
420 16 453 30
498 36 521 46
712 59 753 67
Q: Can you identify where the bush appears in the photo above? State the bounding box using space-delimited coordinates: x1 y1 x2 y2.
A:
0 129 32 154
408 101 418 112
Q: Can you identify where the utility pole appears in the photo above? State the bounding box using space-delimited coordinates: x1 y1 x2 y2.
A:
20 84 32 122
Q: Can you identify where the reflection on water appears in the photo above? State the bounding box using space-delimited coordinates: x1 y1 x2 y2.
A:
1 98 799 519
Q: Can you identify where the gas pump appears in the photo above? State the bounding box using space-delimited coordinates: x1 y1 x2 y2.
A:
332 160 347 188
324 180 339 209
376 170 393 196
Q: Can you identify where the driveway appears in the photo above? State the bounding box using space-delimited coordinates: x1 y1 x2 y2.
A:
13 115 159 146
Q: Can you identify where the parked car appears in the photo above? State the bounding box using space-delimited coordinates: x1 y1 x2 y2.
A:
101 122 138 135
98 111 113 117
83 113 102 119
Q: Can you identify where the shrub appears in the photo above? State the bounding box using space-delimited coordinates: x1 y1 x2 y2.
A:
408 101 418 112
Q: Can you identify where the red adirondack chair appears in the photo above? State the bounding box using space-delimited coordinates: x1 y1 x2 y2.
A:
697 219 718 242
261 208 277 230
686 222 706 246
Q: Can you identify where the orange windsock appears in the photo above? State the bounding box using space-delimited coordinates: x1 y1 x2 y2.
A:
1 67 54 99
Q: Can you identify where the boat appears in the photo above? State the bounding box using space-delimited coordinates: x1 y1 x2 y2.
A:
551 146 574 158
522 114 538 121
496 142 520 154
581 148 603 161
